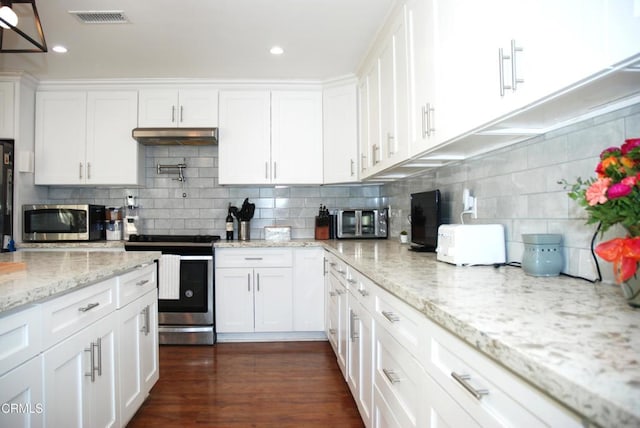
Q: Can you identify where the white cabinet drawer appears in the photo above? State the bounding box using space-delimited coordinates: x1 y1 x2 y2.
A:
374 323 426 428
41 278 117 350
373 286 425 359
116 263 157 308
425 317 581 428
216 248 293 268
0 305 42 376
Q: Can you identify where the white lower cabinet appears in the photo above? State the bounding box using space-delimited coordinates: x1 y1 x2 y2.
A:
0 355 44 428
292 247 325 331
43 311 119 428
347 291 374 427
117 288 159 426
325 250 583 428
216 247 326 337
1 264 159 428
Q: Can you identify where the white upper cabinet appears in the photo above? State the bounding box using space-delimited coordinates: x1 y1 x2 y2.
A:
0 81 14 139
35 91 142 186
271 91 323 184
323 83 359 184
406 0 439 156
218 89 323 185
218 91 271 185
138 88 218 127
359 7 410 178
605 0 640 65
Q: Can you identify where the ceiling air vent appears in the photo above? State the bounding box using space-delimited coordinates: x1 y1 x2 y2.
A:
69 10 129 24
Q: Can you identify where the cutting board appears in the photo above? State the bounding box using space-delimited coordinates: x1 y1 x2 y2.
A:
0 261 26 274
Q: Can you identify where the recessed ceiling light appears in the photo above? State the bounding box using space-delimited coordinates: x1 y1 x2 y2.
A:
52 45 68 53
270 46 284 55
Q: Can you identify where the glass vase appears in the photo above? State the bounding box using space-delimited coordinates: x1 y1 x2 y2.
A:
622 225 640 308
621 274 640 308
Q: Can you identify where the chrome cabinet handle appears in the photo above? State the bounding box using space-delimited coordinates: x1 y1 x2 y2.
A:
96 337 102 376
382 368 401 384
421 105 427 138
350 159 355 176
358 289 369 297
84 338 101 382
329 291 337 297
273 162 277 180
361 153 367 171
171 105 176 123
78 302 99 312
381 310 400 323
510 39 524 90
87 162 91 180
265 162 269 179
347 278 357 285
247 273 251 292
329 328 337 335
180 105 184 123
372 144 381 165
350 310 359 342
140 306 150 335
136 279 149 286
451 372 489 400
244 257 263 261
498 47 512 96
257 273 260 292
84 342 96 382
79 162 83 179
387 133 395 156
425 103 435 136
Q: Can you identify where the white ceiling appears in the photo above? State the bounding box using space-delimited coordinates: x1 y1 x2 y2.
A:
0 0 396 81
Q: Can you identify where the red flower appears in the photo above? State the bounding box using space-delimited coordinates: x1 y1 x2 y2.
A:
621 138 640 155
595 237 640 282
607 183 633 199
600 146 620 159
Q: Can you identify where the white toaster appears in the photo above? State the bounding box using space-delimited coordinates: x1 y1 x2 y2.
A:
436 224 506 266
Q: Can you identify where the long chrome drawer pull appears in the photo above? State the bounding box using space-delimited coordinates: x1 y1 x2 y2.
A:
78 302 100 312
136 279 149 286
382 368 401 384
382 310 400 323
329 291 337 297
347 278 357 284
451 372 489 400
244 257 263 260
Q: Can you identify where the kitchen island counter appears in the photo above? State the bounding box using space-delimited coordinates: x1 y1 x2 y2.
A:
317 239 639 428
0 250 160 313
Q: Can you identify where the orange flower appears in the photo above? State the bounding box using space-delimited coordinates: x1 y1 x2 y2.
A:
595 237 640 283
621 156 635 169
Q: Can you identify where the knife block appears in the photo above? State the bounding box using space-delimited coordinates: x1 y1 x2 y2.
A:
315 216 330 240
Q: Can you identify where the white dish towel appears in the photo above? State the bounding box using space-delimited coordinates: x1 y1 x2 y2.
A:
158 254 181 300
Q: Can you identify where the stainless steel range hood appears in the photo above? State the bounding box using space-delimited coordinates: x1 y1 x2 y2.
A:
132 128 218 145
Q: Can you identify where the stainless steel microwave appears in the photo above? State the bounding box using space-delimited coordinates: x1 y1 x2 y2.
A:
23 204 106 242
336 208 388 239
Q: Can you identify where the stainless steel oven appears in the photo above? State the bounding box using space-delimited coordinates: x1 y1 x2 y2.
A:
124 234 219 345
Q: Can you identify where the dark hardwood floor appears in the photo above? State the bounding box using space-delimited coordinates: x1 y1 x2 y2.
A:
127 341 364 427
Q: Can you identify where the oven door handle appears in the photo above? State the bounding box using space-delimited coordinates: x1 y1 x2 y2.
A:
178 255 214 261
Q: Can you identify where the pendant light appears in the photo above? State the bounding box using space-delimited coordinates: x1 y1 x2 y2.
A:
0 0 47 52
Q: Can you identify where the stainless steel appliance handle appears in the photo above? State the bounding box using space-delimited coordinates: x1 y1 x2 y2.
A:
179 255 214 261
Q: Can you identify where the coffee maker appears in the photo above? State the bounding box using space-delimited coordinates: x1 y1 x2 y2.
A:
123 195 139 240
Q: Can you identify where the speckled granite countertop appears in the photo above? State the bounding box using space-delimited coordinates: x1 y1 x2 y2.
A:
0 250 160 313
221 239 639 427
